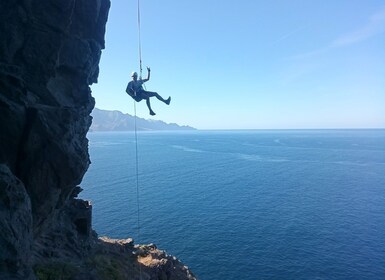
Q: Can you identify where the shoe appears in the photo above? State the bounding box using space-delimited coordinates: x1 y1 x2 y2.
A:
150 111 156 116
165 97 171 105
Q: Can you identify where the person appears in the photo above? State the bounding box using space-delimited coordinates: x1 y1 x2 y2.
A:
126 67 171 116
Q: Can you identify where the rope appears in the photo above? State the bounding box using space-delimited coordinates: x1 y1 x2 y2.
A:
133 101 142 280
135 1 143 279
133 102 140 242
137 0 143 79
135 0 142 244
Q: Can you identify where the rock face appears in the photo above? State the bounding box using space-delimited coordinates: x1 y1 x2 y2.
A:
0 1 195 279
0 0 109 278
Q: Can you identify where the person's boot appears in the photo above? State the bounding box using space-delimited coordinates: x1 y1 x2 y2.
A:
150 110 156 116
165 97 171 105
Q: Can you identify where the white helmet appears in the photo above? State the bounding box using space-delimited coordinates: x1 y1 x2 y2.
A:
131 71 138 77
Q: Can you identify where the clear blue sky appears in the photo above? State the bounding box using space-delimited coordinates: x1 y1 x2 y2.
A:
91 0 385 129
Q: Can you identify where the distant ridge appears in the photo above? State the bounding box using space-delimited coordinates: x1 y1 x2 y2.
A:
90 108 196 131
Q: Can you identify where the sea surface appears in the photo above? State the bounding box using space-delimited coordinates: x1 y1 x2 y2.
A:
80 129 385 279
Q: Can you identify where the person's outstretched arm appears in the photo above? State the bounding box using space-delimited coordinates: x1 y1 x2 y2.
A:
143 67 151 82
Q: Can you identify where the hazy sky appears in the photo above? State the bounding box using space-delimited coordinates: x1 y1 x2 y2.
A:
91 0 385 129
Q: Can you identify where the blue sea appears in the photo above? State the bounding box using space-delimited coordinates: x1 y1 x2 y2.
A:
80 129 385 279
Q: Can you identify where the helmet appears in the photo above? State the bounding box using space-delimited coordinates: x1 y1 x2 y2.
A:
131 71 138 77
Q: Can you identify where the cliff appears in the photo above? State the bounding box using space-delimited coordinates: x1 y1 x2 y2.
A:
91 108 196 131
0 1 195 279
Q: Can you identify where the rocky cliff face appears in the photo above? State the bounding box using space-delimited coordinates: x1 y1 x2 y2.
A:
0 1 195 279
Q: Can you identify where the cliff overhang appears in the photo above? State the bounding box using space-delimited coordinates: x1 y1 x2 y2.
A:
0 1 195 279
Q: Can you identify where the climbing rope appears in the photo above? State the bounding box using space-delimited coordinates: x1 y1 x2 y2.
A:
134 1 143 279
133 101 140 241
133 101 142 280
134 0 142 241
137 0 143 79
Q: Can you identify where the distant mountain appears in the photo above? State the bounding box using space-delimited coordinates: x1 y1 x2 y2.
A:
90 108 196 131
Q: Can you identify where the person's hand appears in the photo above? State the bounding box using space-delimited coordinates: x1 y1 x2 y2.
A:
147 66 151 72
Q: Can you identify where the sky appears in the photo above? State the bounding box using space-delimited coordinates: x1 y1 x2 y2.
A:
91 0 385 129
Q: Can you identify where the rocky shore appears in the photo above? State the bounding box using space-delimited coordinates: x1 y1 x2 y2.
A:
0 1 195 279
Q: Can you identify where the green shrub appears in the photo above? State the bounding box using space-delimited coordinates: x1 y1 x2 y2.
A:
34 262 78 280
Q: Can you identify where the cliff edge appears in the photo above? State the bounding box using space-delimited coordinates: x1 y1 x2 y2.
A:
0 1 195 279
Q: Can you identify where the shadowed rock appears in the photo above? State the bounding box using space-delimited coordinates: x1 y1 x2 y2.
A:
0 0 196 279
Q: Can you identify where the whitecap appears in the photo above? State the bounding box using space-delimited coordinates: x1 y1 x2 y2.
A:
171 145 205 153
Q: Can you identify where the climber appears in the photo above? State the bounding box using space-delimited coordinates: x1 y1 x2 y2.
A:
126 67 171 116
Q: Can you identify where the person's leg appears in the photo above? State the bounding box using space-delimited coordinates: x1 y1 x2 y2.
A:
143 90 171 105
145 97 156 115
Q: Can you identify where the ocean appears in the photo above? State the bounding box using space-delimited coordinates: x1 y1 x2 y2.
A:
80 129 385 279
